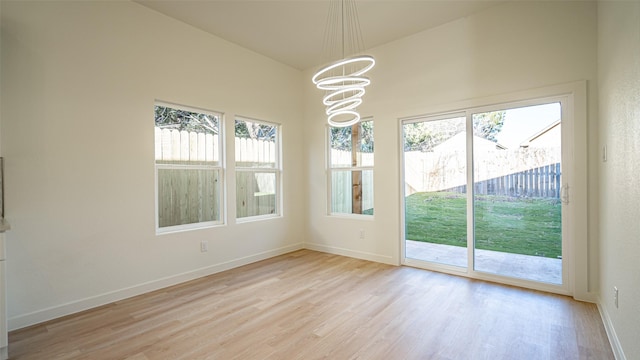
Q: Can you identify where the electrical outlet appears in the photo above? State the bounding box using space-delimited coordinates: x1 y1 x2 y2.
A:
200 240 208 253
359 229 365 239
614 286 619 308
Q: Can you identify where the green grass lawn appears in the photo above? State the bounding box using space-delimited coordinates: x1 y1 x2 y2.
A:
405 192 562 259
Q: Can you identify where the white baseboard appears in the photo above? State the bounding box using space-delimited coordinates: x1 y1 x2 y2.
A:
597 300 627 360
305 242 395 265
8 243 303 331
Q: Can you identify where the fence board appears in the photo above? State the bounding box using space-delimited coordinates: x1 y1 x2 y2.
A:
449 163 561 198
236 172 276 218
157 168 219 227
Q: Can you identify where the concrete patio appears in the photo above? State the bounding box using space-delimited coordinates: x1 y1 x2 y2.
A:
405 240 562 284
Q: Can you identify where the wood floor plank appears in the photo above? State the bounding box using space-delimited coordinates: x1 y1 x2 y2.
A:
9 250 613 359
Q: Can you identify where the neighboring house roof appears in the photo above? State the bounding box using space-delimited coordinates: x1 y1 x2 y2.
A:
520 120 561 148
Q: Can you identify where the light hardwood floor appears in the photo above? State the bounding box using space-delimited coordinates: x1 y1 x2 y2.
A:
9 250 613 359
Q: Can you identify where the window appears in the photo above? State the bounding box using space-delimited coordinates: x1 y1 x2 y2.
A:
154 102 223 233
235 117 281 220
328 119 374 215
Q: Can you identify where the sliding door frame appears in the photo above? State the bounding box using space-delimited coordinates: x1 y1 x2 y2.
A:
400 81 588 299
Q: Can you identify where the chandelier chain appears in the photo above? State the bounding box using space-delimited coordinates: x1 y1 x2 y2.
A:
313 0 375 128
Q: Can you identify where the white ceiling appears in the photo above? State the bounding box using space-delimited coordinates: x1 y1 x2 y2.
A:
135 0 503 71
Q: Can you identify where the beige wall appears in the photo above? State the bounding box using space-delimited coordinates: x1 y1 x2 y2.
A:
304 1 598 293
4 1 637 357
597 2 640 359
0 1 305 329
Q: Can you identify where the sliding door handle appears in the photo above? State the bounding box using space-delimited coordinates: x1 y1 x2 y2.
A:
561 184 569 205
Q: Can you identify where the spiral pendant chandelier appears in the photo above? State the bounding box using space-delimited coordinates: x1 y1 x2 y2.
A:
312 0 375 128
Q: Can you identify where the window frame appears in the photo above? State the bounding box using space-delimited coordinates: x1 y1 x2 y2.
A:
398 81 588 298
234 116 282 222
327 118 374 217
154 101 225 234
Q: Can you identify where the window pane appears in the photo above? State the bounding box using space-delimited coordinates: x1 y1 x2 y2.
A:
331 169 374 215
235 119 277 169
155 103 223 231
361 169 374 214
331 170 352 213
157 168 220 227
329 120 374 215
359 121 374 167
330 121 374 168
155 105 220 166
234 117 280 220
473 103 563 284
330 127 352 167
403 116 467 267
236 171 277 218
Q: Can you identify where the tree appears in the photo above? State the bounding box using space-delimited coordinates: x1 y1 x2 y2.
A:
330 126 351 151
359 121 374 153
473 111 505 143
403 122 434 152
154 105 218 134
330 121 374 152
235 120 276 141
403 120 464 152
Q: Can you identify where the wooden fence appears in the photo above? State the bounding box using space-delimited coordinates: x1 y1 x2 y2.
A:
447 163 561 198
236 170 276 218
331 170 374 214
330 149 374 167
155 128 220 162
154 128 277 164
155 128 277 226
157 167 220 228
404 147 561 198
330 149 374 214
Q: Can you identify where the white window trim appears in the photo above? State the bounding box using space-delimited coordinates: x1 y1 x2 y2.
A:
327 117 374 217
154 101 225 234
234 116 282 222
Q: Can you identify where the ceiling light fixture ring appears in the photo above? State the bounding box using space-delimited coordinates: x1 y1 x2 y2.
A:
326 98 363 115
311 55 376 85
315 76 371 91
322 87 366 106
327 110 361 128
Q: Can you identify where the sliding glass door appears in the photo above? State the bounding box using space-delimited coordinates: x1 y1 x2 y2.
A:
472 103 562 284
403 114 468 268
402 98 567 289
